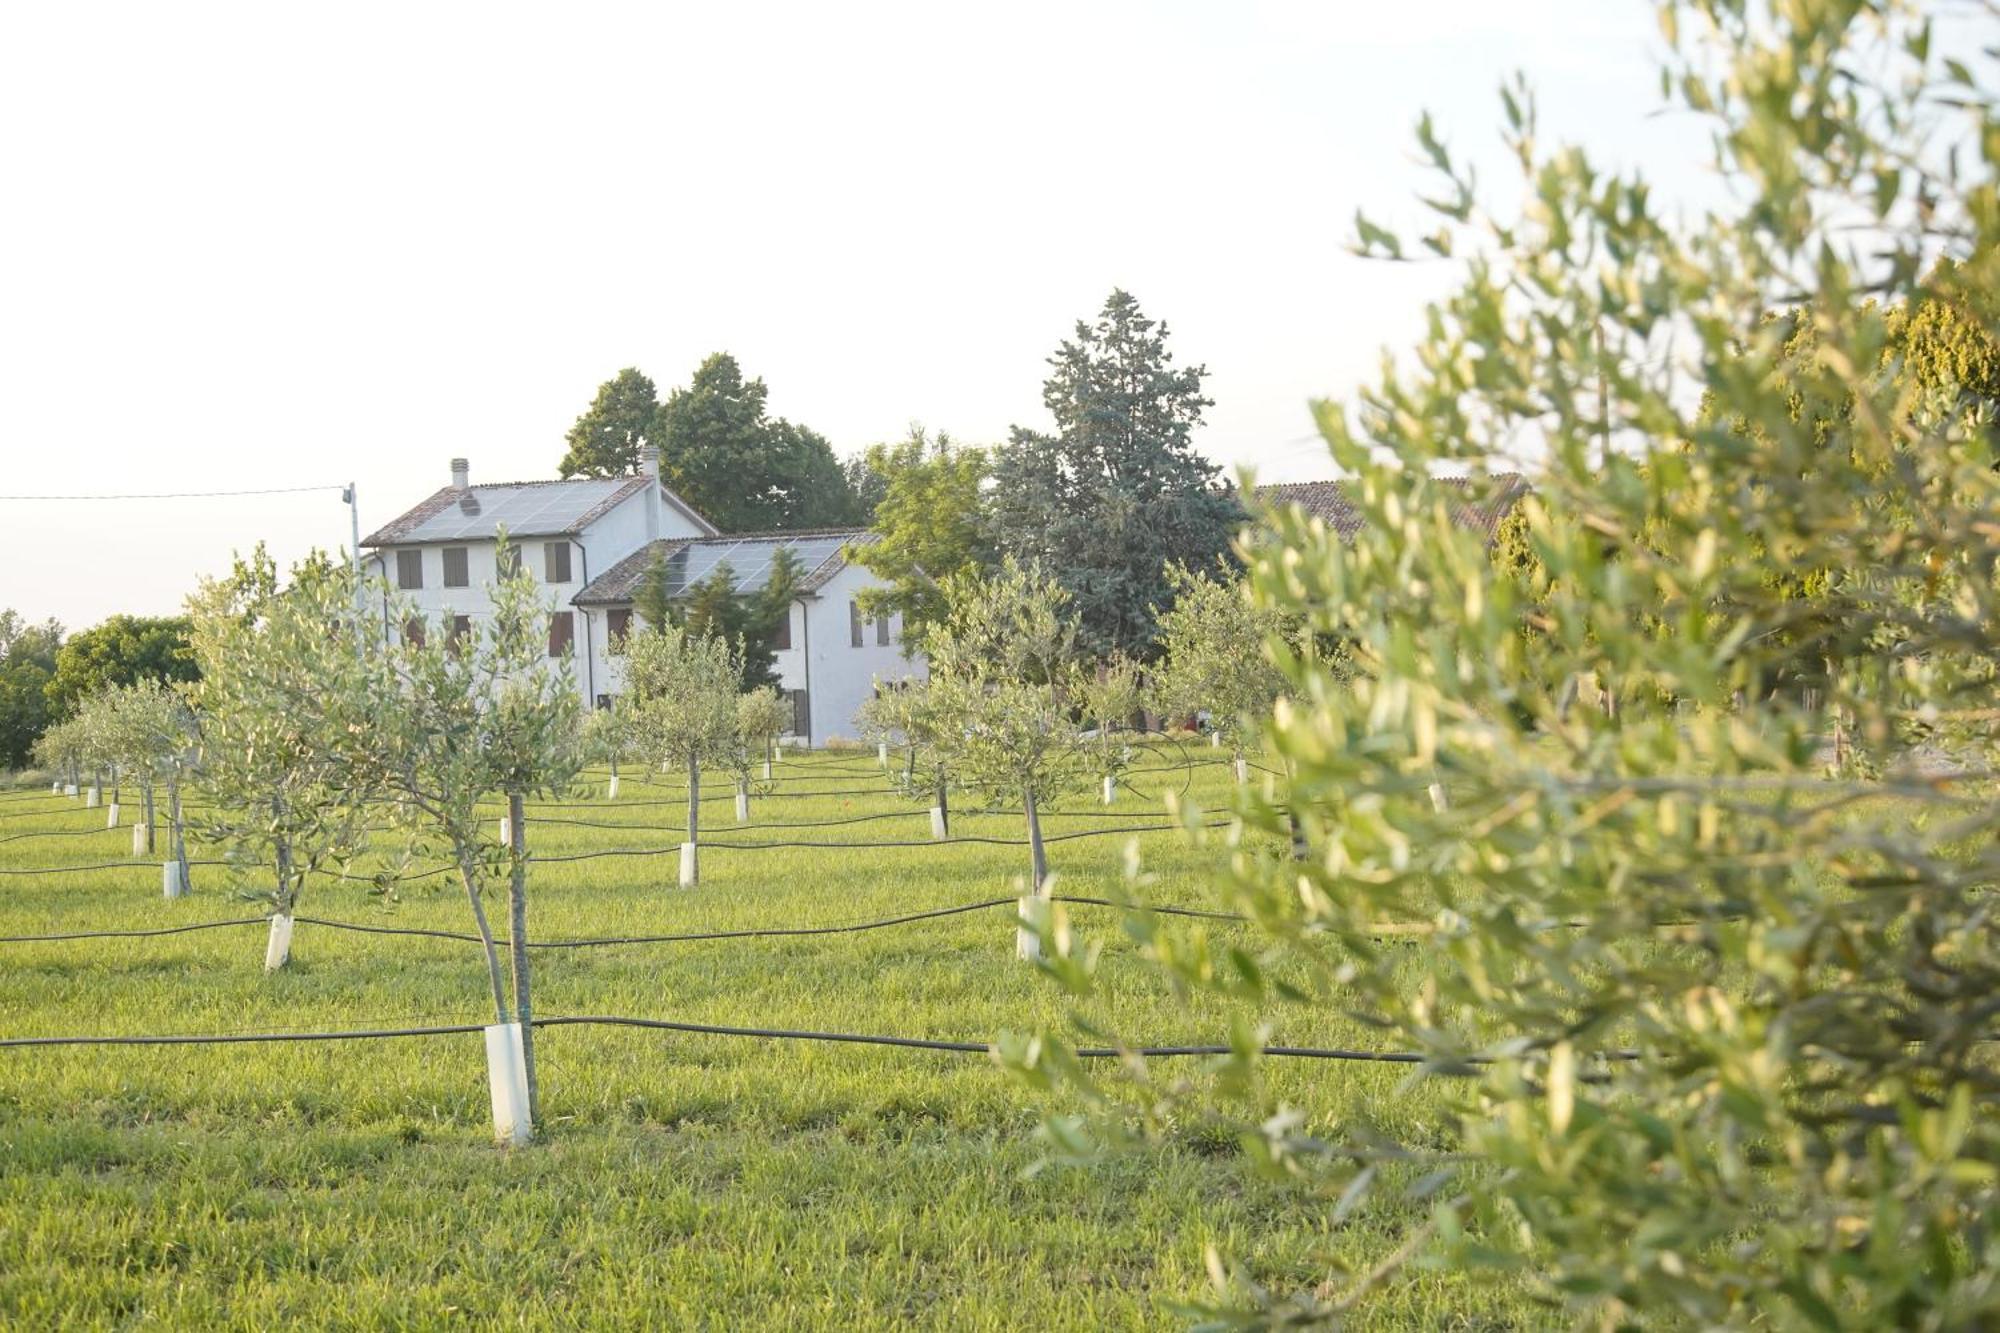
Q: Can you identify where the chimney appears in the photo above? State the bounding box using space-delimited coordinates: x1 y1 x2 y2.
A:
639 445 661 540
450 457 470 490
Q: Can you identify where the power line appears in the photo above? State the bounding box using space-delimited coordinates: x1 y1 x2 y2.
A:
0 484 345 501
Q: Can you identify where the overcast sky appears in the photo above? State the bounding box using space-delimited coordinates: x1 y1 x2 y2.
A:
0 1 1701 630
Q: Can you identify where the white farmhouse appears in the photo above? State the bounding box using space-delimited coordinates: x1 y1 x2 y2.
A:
360 450 922 745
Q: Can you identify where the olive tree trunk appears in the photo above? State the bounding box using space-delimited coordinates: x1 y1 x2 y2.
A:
508 791 541 1133
457 848 510 1025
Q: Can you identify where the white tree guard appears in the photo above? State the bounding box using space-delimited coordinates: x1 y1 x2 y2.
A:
264 914 294 971
484 1022 532 1147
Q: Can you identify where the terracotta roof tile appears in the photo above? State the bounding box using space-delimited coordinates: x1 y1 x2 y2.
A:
1254 473 1529 545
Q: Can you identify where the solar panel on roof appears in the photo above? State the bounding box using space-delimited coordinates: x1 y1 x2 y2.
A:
400 480 629 542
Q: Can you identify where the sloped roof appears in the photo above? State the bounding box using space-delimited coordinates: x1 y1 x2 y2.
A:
1255 473 1528 544
572 529 879 606
361 476 719 547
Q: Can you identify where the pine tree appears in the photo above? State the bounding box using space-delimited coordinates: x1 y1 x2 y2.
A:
991 291 1243 658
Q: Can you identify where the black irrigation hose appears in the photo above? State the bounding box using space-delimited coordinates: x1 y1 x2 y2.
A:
523 808 924 833
0 858 229 877
0 895 1253 949
0 824 131 845
526 820 1227 863
0 819 1233 882
0 1013 1447 1063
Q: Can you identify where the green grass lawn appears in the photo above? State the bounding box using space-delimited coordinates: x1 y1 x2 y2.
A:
0 751 1523 1329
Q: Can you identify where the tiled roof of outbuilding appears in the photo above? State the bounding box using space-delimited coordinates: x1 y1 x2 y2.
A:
1255 473 1529 544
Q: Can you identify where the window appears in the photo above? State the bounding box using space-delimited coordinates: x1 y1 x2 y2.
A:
497 543 522 578
606 608 631 644
850 600 864 647
788 688 810 738
396 549 423 590
876 613 891 647
548 611 574 657
442 547 469 588
772 607 792 651
544 541 572 584
402 616 426 649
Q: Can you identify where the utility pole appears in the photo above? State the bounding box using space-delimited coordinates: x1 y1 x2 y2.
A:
343 482 365 659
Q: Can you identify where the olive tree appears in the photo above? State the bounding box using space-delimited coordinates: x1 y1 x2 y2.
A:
622 621 740 887
82 679 198 877
365 565 582 1136
1149 564 1289 785
581 701 633 798
924 559 1091 955
31 717 83 793
1012 3 2000 1326
1079 654 1144 805
732 685 789 819
187 548 382 968
858 676 955 837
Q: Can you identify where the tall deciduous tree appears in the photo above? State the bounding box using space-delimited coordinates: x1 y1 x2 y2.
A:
44 614 196 723
556 367 660 479
848 427 996 645
655 352 864 531
0 610 62 769
991 291 1243 657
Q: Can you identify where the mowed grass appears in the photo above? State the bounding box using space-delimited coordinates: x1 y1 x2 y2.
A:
0 751 1522 1329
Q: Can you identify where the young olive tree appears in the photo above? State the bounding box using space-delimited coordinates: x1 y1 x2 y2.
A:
86 679 198 873
858 677 955 837
1079 654 1144 805
71 693 120 818
732 686 789 818
622 621 739 887
581 700 633 798
1149 563 1289 784
31 717 83 792
1015 4 2000 1326
187 548 382 968
924 559 1090 954
366 563 582 1136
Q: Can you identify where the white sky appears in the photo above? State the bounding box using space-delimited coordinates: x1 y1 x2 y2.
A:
0 0 1701 631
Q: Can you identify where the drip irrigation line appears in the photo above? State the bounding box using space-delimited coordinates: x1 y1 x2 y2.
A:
525 820 1227 862
0 1024 490 1048
0 1013 1453 1063
0 818 1234 883
0 900 1762 952
0 824 130 845
0 895 1251 949
0 857 228 877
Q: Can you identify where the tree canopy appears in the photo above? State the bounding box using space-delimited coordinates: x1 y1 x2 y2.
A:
43 614 195 724
990 290 1243 658
0 610 62 769
556 367 659 479
847 426 995 645
655 353 865 532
